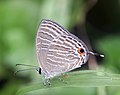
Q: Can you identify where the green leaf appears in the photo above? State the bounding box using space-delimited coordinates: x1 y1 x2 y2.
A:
16 70 120 95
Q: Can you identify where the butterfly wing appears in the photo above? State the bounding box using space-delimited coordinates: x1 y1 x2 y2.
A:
36 19 89 79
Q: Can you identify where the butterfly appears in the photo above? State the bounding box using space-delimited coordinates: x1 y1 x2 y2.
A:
36 19 104 85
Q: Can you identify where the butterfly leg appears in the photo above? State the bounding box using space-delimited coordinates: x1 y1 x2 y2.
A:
40 70 51 86
43 78 51 87
59 73 68 84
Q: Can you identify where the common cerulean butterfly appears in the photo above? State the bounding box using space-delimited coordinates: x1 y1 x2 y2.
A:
35 19 104 85
15 19 104 85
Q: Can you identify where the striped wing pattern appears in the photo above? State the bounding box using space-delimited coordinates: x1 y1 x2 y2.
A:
36 19 89 79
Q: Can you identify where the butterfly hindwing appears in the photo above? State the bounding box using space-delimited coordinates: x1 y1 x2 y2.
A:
36 19 89 78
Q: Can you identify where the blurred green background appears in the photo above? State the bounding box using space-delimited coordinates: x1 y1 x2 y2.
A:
0 0 120 95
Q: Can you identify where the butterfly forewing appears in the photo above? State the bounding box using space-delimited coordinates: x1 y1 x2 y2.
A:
36 19 89 79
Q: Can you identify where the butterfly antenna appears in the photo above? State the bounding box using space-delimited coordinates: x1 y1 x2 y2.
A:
16 64 38 67
89 51 104 57
14 68 38 76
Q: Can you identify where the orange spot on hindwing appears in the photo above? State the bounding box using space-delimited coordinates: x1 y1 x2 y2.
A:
78 48 85 56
